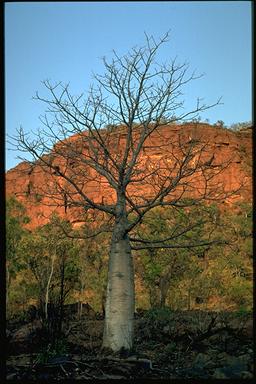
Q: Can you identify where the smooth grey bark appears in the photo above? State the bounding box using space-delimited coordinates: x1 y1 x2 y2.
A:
102 194 135 351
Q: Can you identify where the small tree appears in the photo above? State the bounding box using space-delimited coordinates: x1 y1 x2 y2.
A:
212 202 252 310
134 203 221 309
74 230 109 314
6 197 30 309
216 120 225 128
11 32 240 352
20 215 80 338
229 121 252 131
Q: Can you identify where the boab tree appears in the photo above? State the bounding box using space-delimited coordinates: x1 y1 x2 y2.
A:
12 33 240 352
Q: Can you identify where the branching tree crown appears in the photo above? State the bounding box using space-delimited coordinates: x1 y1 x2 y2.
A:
10 32 241 352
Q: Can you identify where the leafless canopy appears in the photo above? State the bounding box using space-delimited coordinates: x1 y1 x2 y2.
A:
10 32 240 249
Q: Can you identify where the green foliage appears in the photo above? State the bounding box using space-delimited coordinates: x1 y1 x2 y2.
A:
6 195 252 318
201 203 252 310
34 193 43 202
144 307 173 323
21 215 81 308
235 306 252 318
133 201 252 311
6 208 82 322
6 197 30 268
134 203 221 308
6 197 31 311
164 341 177 354
35 338 69 364
227 279 252 308
74 227 110 310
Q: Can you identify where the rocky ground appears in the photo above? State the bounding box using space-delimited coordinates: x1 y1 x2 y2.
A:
6 308 254 380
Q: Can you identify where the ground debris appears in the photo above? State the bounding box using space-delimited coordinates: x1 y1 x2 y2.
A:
6 309 253 380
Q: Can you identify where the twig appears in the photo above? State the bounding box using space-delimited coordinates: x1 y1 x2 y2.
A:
60 364 69 376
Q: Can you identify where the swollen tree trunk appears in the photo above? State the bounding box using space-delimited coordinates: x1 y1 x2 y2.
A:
102 195 135 352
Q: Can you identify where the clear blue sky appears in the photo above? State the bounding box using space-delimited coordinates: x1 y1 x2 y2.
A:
5 1 252 170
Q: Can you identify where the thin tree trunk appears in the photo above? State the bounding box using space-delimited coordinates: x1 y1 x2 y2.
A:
102 204 135 351
149 287 159 308
159 282 168 308
159 273 172 308
188 287 191 311
58 257 65 335
45 252 56 321
6 266 10 308
79 261 86 320
79 302 83 320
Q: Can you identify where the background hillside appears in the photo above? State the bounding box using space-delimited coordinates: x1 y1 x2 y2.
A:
6 123 252 229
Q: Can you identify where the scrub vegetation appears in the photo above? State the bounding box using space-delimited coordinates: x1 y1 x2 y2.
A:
6 197 253 379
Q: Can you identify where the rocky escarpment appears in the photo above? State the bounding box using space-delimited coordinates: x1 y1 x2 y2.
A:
6 123 252 229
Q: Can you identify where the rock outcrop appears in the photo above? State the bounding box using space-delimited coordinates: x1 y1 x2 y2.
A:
6 123 252 229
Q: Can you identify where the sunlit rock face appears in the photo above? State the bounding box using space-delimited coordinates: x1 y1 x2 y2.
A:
6 123 252 229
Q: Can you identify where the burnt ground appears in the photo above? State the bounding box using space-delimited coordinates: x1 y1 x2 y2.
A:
6 309 254 381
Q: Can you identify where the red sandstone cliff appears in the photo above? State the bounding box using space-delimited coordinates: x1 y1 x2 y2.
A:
6 123 252 229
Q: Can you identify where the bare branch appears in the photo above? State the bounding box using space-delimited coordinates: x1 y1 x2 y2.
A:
131 239 228 251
